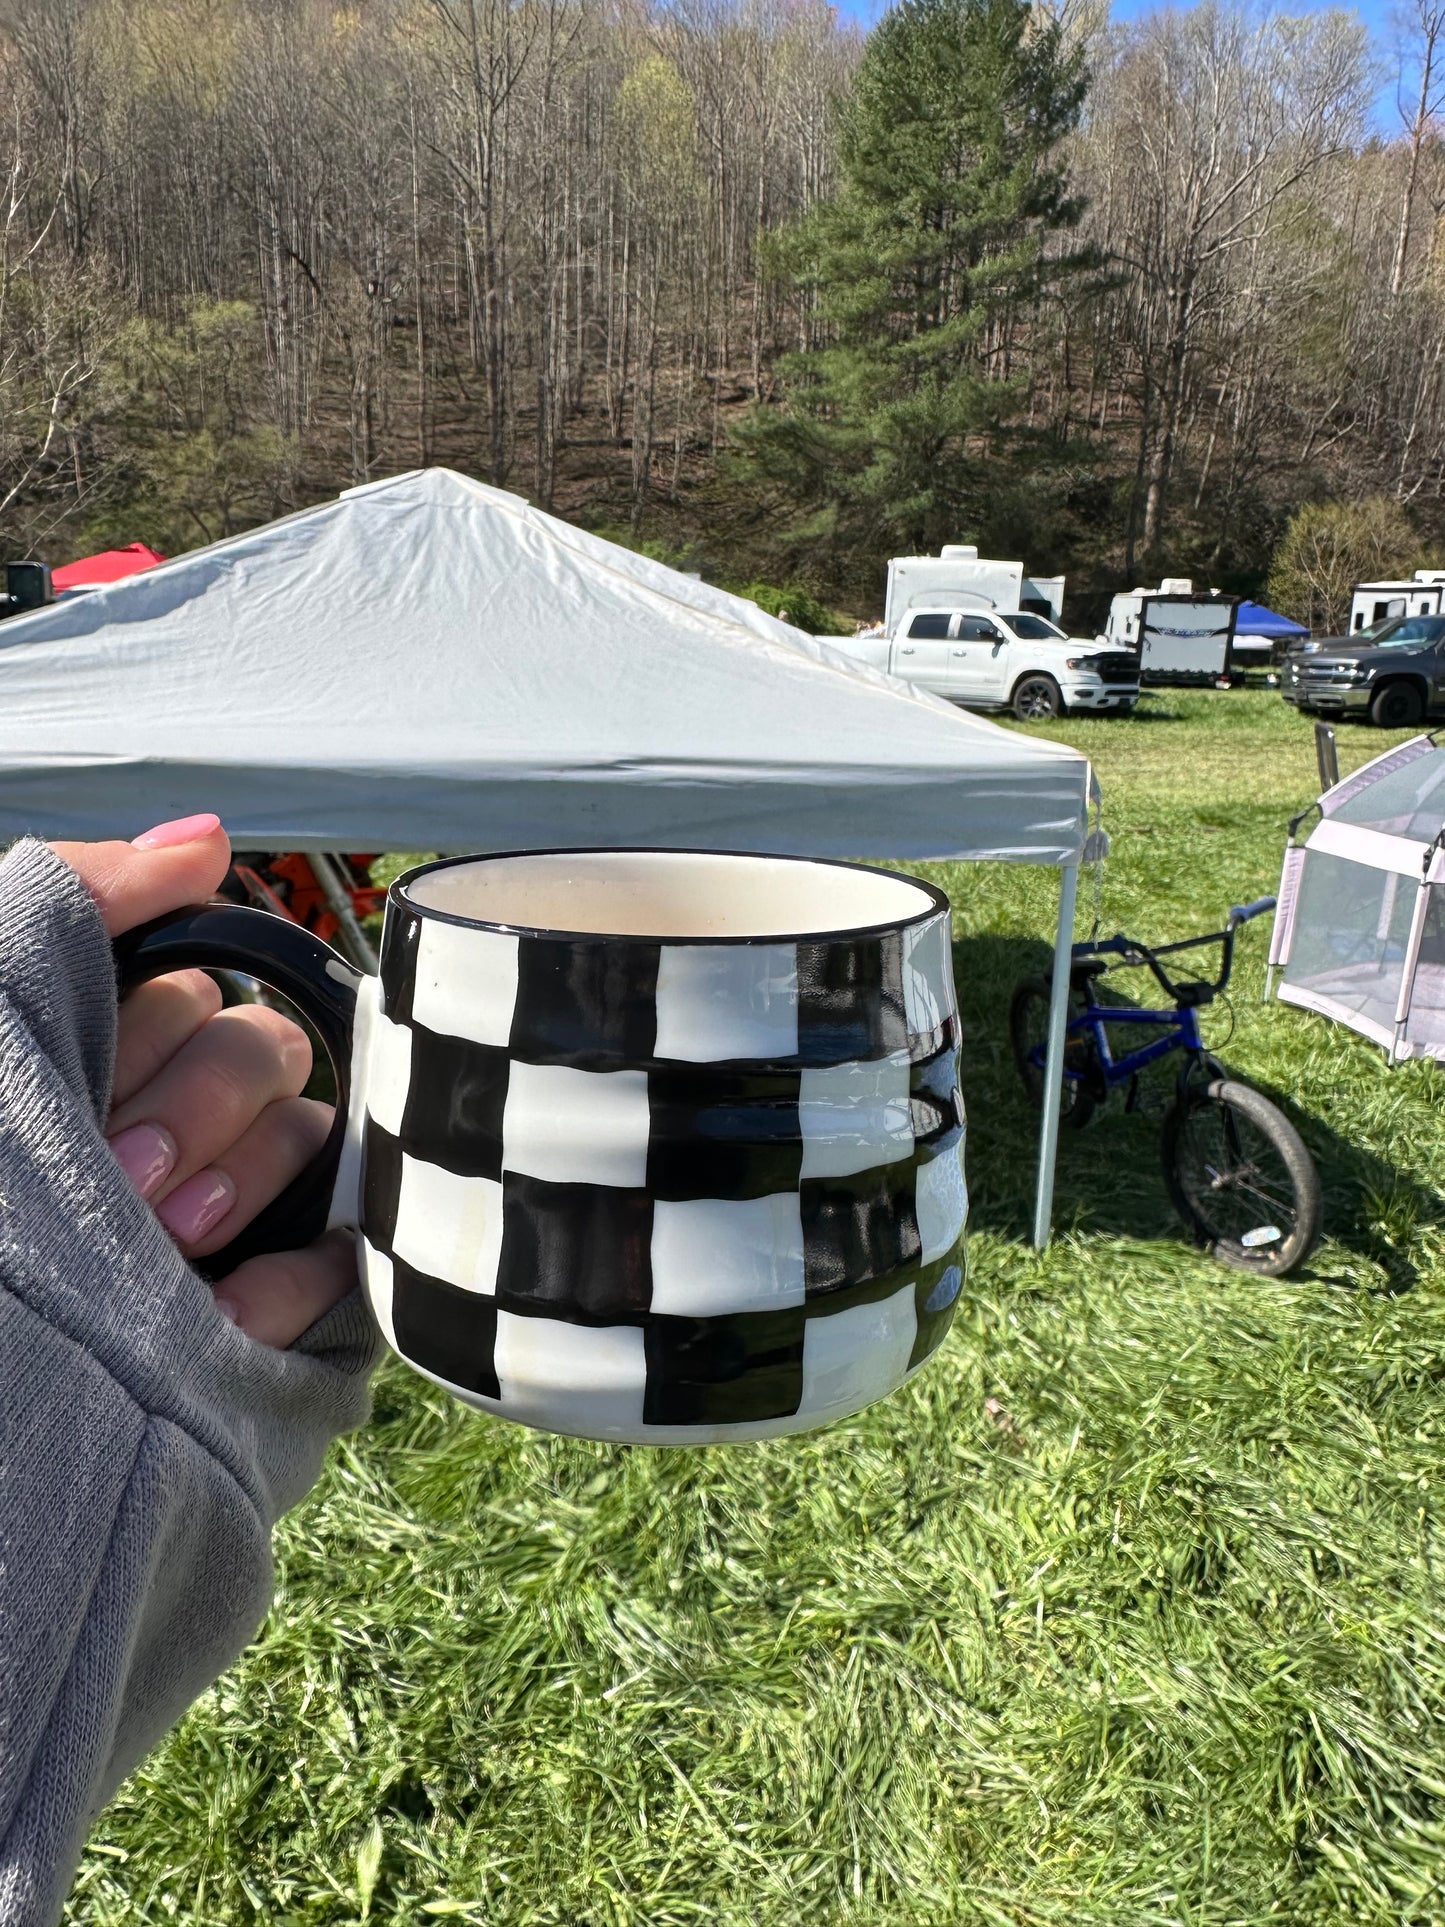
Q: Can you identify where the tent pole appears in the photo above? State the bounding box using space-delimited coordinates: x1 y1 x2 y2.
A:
310 852 379 972
1032 860 1080 1250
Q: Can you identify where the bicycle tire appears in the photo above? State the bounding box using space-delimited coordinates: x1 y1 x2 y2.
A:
1009 973 1099 1129
1161 1078 1320 1276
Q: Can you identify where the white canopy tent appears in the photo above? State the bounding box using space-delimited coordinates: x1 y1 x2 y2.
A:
0 467 1092 1239
1272 734 1445 1059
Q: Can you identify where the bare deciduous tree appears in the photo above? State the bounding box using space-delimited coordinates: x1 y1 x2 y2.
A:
0 0 1439 595
1390 0 1445 296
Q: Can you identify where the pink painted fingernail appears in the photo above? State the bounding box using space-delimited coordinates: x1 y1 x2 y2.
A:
131 813 221 850
107 1122 177 1200
156 1169 236 1244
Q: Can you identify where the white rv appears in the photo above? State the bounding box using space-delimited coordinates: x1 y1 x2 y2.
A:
829 544 1137 719
1105 579 1238 683
1349 571 1445 633
882 546 1065 637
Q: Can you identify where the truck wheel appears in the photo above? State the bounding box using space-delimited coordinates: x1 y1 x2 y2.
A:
1370 681 1424 729
1013 675 1062 721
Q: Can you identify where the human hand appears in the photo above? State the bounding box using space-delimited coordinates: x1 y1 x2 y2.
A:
51 814 357 1347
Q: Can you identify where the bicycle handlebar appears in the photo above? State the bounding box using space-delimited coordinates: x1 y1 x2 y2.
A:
1073 896 1279 1001
1229 896 1277 926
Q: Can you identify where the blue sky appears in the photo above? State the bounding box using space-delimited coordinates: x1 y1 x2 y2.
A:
1107 0 1392 26
1112 0 1403 130
835 0 1395 25
832 0 1407 133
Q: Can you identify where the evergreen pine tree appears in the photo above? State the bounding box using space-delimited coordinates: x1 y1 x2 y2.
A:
735 0 1092 577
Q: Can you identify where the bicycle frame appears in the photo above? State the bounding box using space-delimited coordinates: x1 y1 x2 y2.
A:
1028 896 1276 1103
1013 894 1319 1277
1061 990 1203 1094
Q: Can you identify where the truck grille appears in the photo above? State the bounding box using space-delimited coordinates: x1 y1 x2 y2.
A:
1090 651 1139 683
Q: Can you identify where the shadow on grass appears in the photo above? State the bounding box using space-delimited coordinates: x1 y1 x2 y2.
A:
1115 701 1186 722
955 932 1443 1291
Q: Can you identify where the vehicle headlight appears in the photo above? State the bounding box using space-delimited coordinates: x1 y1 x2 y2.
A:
1348 663 1373 681
1065 658 1101 674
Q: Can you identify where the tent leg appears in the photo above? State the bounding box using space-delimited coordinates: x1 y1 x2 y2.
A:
1032 861 1080 1250
311 852 379 972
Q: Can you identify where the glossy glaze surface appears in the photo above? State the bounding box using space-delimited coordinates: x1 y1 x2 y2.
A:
356 850 966 1443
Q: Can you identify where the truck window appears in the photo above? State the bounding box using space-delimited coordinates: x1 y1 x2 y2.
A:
1372 616 1445 647
999 612 1063 640
957 615 1003 642
906 613 952 639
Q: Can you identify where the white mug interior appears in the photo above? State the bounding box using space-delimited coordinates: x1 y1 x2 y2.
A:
402 850 936 940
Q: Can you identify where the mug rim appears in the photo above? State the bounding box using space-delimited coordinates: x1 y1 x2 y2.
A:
390 846 951 945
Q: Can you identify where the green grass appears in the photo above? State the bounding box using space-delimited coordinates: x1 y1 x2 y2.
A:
71 693 1445 1925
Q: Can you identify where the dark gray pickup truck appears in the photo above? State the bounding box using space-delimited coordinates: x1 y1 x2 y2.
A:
1280 613 1445 727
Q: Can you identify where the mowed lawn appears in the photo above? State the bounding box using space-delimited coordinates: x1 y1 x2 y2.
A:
73 693 1445 1926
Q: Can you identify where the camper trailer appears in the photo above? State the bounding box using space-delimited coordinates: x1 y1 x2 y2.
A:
1105 580 1239 684
1349 570 1445 633
830 545 1137 718
882 546 1065 638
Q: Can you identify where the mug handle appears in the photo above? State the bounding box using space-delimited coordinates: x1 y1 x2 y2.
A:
113 902 363 1280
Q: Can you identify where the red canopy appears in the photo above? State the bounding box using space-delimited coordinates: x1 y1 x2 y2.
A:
52 543 167 591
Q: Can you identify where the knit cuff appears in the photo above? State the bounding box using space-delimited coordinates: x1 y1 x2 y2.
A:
291 1285 380 1375
0 839 117 1120
0 837 378 1526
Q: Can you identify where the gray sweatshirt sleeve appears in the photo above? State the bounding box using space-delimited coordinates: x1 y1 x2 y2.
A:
0 840 380 1927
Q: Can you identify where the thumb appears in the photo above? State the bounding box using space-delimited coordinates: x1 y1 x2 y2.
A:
51 814 232 938
213 1228 358 1348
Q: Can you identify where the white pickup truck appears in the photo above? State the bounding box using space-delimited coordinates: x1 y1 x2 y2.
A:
831 607 1140 720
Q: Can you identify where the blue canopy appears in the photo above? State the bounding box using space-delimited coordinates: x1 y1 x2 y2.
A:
1236 600 1307 638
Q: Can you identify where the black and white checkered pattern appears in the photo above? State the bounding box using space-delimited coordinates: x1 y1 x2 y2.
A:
355 886 966 1444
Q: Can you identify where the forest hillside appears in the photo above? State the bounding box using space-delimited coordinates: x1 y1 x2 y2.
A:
0 0 1440 616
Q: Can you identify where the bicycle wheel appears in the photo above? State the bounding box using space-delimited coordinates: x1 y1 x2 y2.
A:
1162 1078 1320 1276
1009 973 1099 1129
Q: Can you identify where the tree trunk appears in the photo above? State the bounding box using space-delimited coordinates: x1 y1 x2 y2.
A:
1391 11 1442 299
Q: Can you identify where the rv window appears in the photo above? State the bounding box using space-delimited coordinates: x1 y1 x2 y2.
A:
906 613 952 639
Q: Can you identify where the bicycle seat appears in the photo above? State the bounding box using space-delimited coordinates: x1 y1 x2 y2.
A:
1174 980 1214 1007
1071 958 1110 980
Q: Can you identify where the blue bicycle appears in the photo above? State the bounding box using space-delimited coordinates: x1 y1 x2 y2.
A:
1010 898 1321 1276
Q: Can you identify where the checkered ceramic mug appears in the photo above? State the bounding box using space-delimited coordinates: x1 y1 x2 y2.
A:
116 849 966 1444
